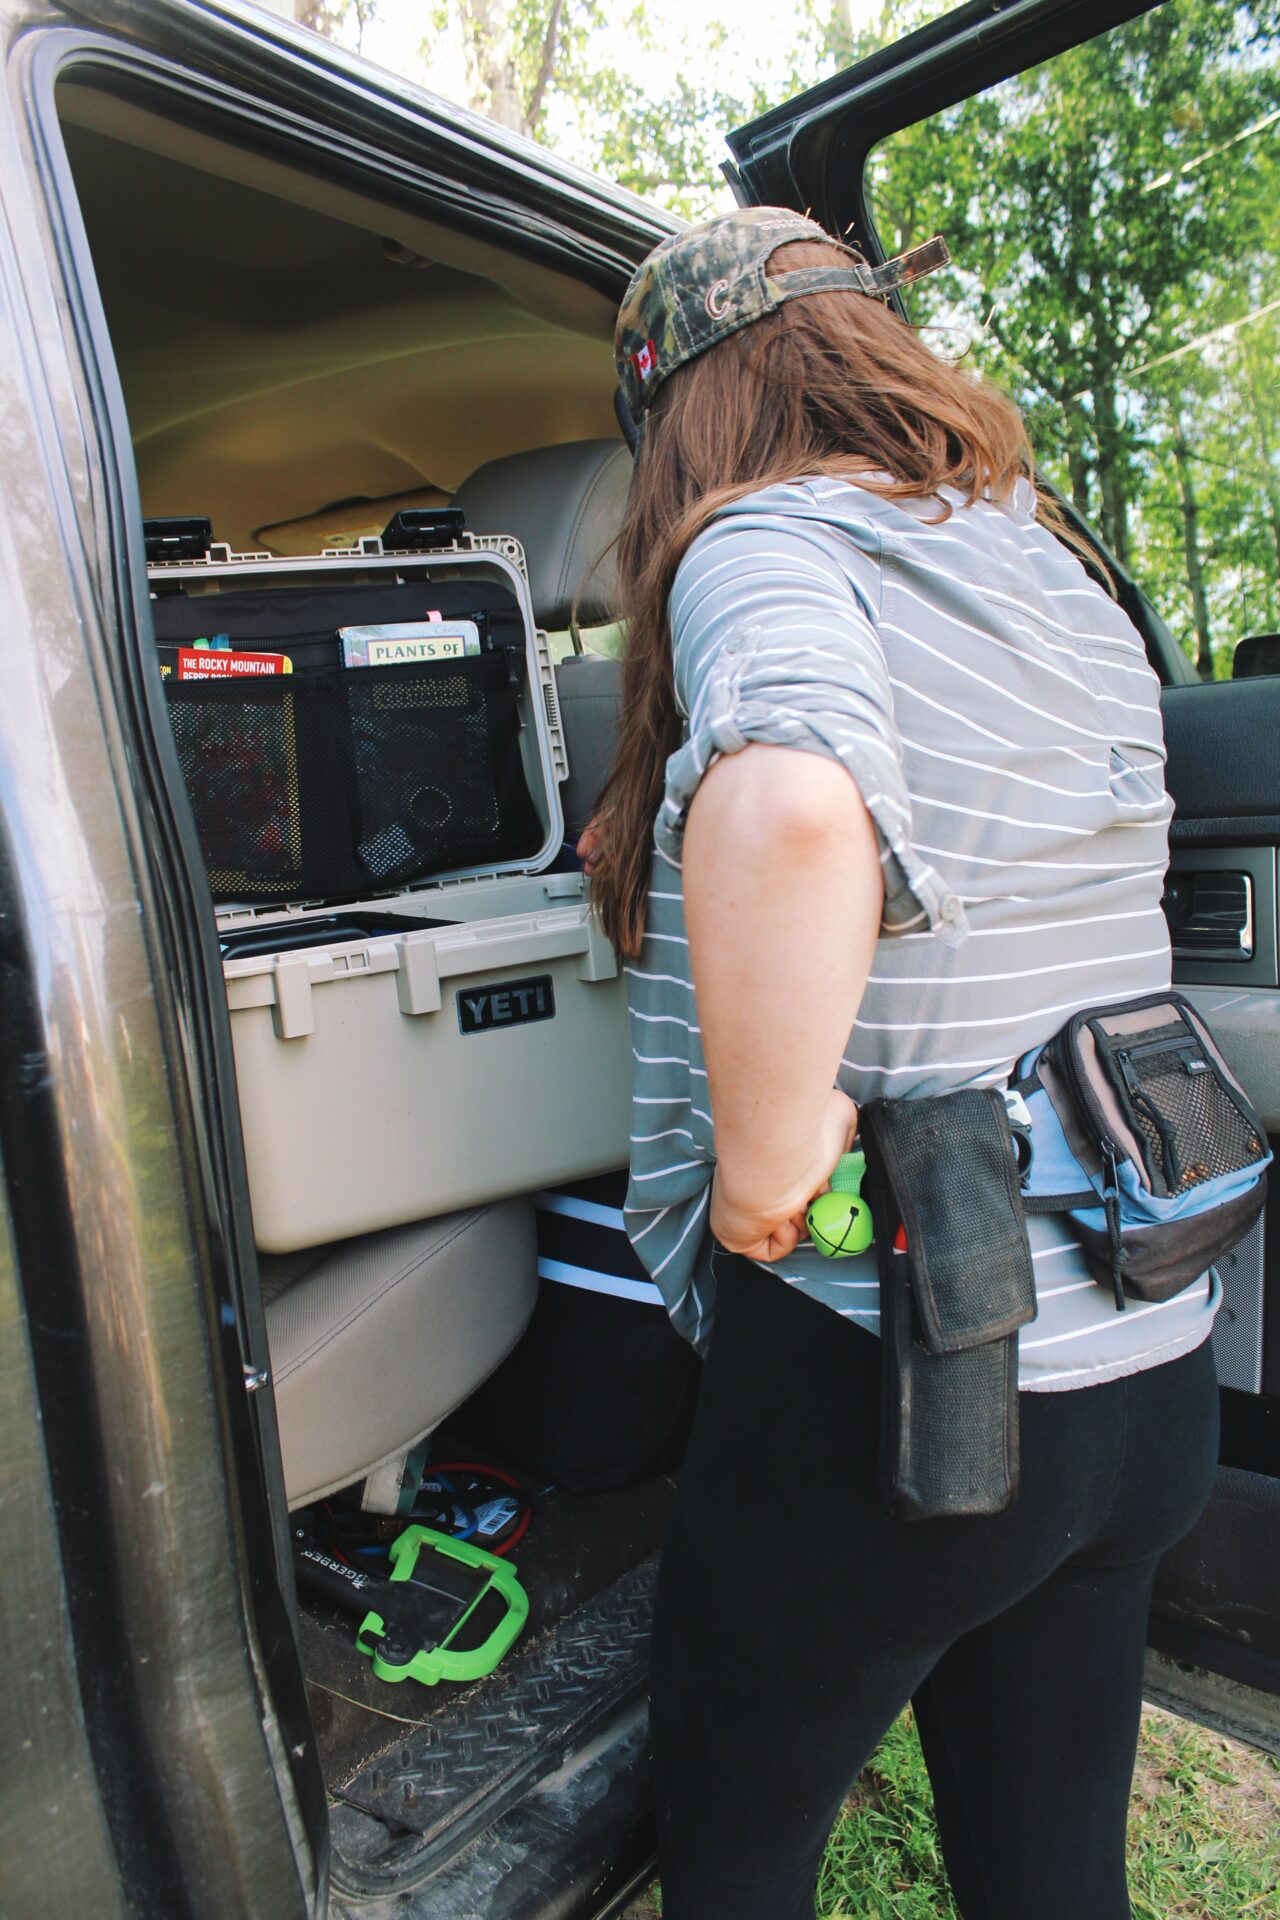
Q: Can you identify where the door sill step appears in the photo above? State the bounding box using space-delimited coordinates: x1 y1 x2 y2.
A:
331 1556 656 1889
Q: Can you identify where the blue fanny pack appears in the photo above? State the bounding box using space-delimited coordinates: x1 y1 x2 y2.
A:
1011 991 1271 1310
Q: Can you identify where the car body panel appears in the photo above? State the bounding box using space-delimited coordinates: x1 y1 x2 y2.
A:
0 1156 125 1916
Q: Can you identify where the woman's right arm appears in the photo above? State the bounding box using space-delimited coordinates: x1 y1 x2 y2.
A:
683 742 882 1263
639 508 956 1250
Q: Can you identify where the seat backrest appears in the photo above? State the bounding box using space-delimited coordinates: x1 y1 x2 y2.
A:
452 438 631 631
553 651 623 841
453 439 629 839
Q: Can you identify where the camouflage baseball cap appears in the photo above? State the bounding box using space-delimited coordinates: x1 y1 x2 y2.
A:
615 206 948 420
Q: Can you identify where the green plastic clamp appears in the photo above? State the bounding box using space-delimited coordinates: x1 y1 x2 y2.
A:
355 1524 529 1686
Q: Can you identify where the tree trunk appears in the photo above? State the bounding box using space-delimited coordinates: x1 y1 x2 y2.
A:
522 0 566 138
1062 397 1092 519
1244 357 1280 623
1172 425 1213 677
1092 374 1130 566
458 0 524 132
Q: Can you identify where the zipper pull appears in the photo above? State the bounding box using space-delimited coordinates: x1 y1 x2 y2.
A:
1100 1137 1128 1312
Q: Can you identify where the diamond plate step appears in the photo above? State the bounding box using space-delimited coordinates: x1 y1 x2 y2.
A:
336 1557 656 1871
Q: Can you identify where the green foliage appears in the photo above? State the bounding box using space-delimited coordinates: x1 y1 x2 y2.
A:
624 1708 1280 1919
815 1711 957 1918
813 1708 1280 1918
866 1 1280 672
809 0 946 75
416 1 827 215
575 52 781 221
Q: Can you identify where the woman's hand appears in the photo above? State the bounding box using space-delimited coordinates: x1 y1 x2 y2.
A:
711 1087 859 1263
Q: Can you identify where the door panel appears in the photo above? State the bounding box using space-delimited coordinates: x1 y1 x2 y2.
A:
1163 683 1280 845
735 0 1280 1724
1156 675 1280 1704
1165 675 1280 1402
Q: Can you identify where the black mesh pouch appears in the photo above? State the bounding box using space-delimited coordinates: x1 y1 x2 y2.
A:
860 1091 1038 1521
324 658 540 889
164 654 542 904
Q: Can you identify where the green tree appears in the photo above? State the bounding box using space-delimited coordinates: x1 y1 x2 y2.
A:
421 0 596 141
866 0 1280 668
411 1 829 214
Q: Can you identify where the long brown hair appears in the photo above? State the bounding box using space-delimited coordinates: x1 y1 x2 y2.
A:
590 238 1084 957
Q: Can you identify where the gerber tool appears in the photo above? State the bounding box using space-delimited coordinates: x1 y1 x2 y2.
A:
293 1521 528 1687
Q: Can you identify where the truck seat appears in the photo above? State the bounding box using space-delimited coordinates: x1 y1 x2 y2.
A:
259 443 630 1512
454 438 628 841
452 437 629 630
261 1200 537 1509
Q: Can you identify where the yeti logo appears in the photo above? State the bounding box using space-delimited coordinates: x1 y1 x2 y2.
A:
457 974 556 1035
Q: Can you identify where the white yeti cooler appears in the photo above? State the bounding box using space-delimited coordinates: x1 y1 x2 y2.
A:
150 524 631 1251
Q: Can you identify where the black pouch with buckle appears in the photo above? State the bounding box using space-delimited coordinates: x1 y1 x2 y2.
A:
1014 992 1271 1309
860 1090 1038 1521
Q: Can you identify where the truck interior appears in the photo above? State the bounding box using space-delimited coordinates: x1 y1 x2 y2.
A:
55 66 676 1909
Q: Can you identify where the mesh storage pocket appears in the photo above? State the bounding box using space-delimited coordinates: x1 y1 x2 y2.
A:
327 659 539 887
1109 1023 1267 1196
165 676 313 899
165 654 542 904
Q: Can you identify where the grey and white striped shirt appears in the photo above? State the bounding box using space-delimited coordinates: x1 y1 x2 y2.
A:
622 474 1218 1390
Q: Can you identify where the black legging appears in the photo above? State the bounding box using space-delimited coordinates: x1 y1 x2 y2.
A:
650 1249 1220 1920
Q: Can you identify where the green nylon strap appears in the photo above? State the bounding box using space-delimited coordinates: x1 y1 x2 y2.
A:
828 1149 867 1195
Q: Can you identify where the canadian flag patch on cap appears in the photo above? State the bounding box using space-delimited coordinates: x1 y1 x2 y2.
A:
631 338 658 381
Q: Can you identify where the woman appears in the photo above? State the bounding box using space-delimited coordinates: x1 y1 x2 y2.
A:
587 208 1220 1920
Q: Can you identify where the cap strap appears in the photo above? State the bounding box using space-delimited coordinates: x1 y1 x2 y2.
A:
763 234 950 306
863 234 951 293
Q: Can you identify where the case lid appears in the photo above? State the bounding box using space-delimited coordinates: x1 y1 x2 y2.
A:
147 531 568 924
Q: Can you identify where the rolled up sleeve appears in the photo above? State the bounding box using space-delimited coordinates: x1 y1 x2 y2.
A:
656 511 965 944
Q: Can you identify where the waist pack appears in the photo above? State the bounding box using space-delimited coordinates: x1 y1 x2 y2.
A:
1012 991 1271 1310
860 991 1270 1524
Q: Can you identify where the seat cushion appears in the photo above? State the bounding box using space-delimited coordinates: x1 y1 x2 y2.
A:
261 1198 537 1507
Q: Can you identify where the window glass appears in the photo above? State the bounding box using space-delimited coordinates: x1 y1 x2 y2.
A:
865 0 1280 677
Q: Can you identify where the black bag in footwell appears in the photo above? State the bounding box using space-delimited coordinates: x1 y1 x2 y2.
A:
452 1173 703 1493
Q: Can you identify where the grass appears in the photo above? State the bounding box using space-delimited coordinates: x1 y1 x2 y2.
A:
621 1706 1280 1919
